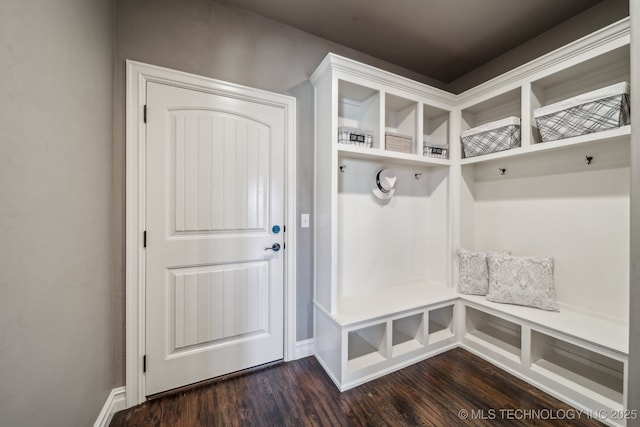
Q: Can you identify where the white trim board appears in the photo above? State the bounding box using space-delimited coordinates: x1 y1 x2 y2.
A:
125 60 297 407
295 338 315 359
94 387 126 427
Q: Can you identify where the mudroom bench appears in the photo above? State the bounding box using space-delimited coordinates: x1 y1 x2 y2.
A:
315 285 629 426
459 294 628 426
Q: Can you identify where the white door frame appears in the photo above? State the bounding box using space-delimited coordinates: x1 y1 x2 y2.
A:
125 60 297 407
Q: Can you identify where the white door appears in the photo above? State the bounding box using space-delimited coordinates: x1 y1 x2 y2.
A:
145 81 285 395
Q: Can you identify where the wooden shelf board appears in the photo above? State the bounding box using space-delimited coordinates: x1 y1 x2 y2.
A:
337 144 450 167
460 126 630 165
335 281 458 326
461 294 629 355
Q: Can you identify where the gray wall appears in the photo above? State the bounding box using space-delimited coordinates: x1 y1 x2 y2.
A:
628 0 640 420
449 0 629 93
113 0 446 384
0 0 115 426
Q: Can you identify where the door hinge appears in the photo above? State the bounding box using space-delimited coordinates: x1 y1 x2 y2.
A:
283 225 286 233
283 242 286 249
143 355 147 373
143 105 147 123
143 230 147 248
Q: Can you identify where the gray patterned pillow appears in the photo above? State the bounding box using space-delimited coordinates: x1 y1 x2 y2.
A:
456 249 489 295
486 254 559 311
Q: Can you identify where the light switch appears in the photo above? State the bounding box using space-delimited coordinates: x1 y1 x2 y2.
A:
301 213 310 228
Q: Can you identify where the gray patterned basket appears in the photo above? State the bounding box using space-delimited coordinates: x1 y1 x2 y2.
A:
534 82 630 143
460 117 521 158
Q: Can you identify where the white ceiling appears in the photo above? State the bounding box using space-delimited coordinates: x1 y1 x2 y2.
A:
218 0 605 83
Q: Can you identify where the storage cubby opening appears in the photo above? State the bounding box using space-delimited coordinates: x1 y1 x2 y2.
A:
428 305 455 344
347 323 387 371
338 80 381 149
531 331 624 406
466 307 521 360
531 46 630 108
529 46 630 145
423 105 450 154
392 313 424 356
385 93 418 153
461 88 521 131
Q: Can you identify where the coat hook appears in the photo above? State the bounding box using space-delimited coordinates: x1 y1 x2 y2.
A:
586 155 593 165
414 172 423 179
339 164 347 172
499 168 506 175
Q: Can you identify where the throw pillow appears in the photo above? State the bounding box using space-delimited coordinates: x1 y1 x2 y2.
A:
486 254 559 311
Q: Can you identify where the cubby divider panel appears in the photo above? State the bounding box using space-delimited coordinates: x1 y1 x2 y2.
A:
466 307 521 361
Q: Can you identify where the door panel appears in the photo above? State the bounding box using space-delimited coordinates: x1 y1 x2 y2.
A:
145 82 284 395
170 111 269 233
168 262 269 353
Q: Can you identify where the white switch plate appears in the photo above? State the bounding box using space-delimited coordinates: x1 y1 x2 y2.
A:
301 213 310 228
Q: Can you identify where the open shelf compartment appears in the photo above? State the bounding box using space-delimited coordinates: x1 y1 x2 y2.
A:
347 322 387 372
529 45 630 145
385 93 418 154
423 105 450 158
466 307 521 362
461 88 521 132
392 312 425 357
530 330 624 408
428 304 455 344
338 79 381 149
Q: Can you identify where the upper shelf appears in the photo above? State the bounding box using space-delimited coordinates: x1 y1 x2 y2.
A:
338 144 450 167
460 125 630 166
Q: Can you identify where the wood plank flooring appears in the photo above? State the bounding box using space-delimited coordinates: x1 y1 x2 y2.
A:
111 348 604 426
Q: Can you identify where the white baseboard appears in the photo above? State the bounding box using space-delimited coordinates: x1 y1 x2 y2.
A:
94 386 126 427
294 338 315 359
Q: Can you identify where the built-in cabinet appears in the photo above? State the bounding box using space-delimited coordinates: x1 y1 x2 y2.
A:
312 18 630 426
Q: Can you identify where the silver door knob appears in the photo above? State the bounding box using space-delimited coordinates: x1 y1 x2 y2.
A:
265 243 281 252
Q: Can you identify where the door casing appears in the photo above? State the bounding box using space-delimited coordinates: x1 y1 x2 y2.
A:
125 60 297 407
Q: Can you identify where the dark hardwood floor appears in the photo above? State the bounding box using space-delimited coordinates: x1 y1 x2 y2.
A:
111 348 604 426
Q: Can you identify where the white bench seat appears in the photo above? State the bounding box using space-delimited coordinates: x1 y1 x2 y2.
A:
333 281 458 326
460 294 628 355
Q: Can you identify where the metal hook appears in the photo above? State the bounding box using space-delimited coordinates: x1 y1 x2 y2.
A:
586 156 593 165
499 168 506 176
414 172 423 179
339 164 347 173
